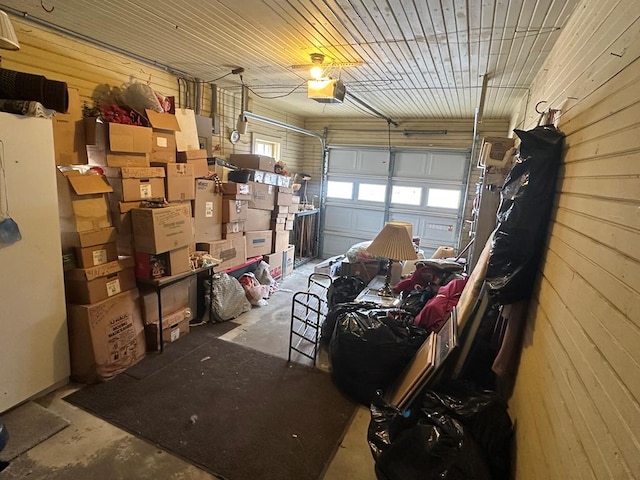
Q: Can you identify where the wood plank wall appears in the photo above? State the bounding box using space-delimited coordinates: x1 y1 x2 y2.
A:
303 117 510 249
0 17 306 173
507 0 640 478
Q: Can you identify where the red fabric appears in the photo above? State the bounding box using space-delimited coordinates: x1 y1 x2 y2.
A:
393 264 447 294
414 277 468 332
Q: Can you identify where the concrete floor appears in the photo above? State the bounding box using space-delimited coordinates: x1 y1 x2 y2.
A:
0 260 377 480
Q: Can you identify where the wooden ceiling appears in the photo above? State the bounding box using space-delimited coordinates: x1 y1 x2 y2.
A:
1 0 579 120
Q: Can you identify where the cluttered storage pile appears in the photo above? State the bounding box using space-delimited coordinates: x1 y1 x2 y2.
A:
50 83 299 383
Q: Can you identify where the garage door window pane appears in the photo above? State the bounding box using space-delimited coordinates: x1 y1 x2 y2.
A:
358 184 386 202
327 180 353 199
392 186 422 205
428 188 460 209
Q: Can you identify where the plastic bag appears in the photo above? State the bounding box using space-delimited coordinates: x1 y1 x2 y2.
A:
486 125 564 304
329 308 429 405
206 273 251 322
239 272 270 306
397 287 434 316
253 260 276 289
122 81 163 113
326 275 366 310
0 217 21 245
368 382 512 480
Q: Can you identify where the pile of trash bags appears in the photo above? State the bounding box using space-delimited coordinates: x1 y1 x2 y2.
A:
327 305 429 405
368 382 513 480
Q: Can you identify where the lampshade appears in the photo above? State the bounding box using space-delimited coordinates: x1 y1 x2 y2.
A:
0 10 20 51
366 222 418 261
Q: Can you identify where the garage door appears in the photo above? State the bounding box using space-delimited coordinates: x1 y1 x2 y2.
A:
321 147 469 258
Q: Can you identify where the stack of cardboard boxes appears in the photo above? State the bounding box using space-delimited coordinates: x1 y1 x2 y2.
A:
57 168 146 384
55 90 298 382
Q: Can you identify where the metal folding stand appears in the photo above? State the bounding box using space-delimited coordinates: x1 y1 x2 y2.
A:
288 273 332 365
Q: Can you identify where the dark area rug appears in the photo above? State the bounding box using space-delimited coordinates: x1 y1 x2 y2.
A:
124 321 240 379
64 337 356 480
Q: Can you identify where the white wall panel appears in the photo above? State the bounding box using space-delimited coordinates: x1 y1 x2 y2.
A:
508 0 640 478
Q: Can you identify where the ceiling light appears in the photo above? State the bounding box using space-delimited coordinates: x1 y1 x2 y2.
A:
309 52 325 80
0 10 20 50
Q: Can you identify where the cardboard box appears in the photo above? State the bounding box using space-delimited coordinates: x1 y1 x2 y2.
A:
52 88 87 165
247 169 279 186
273 205 289 215
65 257 137 305
132 203 192 254
144 307 191 351
248 181 275 211
177 149 207 161
178 155 209 178
193 179 223 243
273 230 289 254
224 221 244 235
196 236 246 272
245 208 272 231
222 199 248 223
276 187 293 206
75 242 118 268
213 164 232 182
164 163 195 201
223 193 252 202
339 258 381 283
107 166 166 202
314 254 345 276
61 227 117 250
146 109 180 163
245 230 273 257
134 245 190 279
288 202 301 213
67 289 146 383
283 244 295 277
221 182 251 196
263 251 283 280
140 278 192 325
57 169 113 234
229 154 276 171
174 108 201 152
270 220 285 231
85 120 152 167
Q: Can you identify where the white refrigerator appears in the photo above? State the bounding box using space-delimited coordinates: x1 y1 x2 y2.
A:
0 111 70 413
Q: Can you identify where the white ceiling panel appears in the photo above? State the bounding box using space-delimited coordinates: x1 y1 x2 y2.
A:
0 0 579 120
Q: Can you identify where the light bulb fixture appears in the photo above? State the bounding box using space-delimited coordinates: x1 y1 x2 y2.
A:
309 52 325 80
0 10 20 51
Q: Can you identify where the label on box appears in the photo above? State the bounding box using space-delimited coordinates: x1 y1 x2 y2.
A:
106 279 121 297
156 137 168 148
170 328 180 342
139 183 152 199
92 249 108 266
205 201 214 218
103 313 138 361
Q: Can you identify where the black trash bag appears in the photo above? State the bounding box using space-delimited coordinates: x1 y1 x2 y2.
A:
329 308 429 405
397 287 435 316
326 275 366 310
368 384 512 480
486 125 564 304
320 301 378 346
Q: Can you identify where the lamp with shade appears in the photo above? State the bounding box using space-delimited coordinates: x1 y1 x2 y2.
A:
366 221 417 297
0 10 19 51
